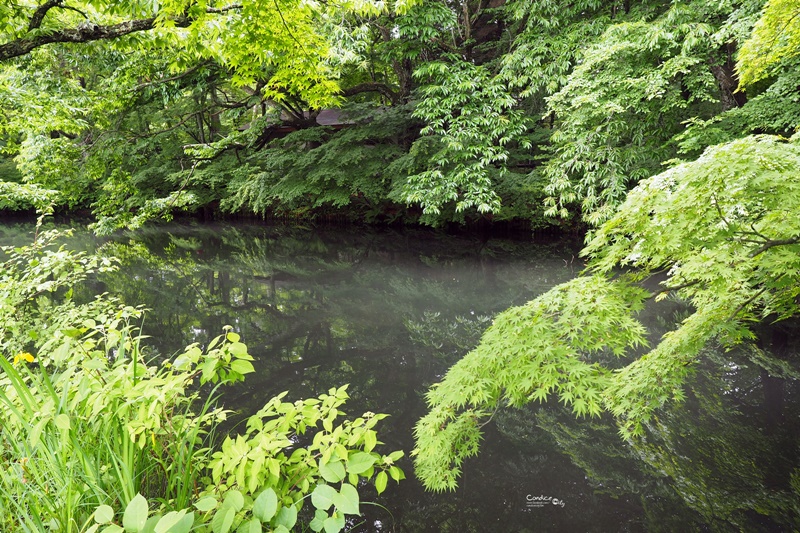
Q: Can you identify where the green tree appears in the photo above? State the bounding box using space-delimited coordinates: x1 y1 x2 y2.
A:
414 134 800 490
737 0 800 87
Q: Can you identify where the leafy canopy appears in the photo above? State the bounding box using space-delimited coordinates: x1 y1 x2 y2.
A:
737 0 800 87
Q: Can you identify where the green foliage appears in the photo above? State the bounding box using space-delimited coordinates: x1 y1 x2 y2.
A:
737 0 800 87
403 57 531 217
543 1 730 224
220 104 418 221
0 180 59 211
415 134 800 489
500 0 612 97
0 226 404 531
413 275 648 491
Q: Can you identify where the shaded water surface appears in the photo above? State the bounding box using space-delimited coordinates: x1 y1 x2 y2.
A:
2 222 798 531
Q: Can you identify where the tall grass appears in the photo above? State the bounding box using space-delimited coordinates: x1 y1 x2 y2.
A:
0 319 222 532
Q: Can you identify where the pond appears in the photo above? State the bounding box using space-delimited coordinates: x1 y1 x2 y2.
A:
2 221 798 531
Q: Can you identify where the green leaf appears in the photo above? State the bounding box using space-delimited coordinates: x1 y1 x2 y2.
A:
195 497 218 513
154 510 193 533
363 430 377 452
63 327 83 338
319 459 345 483
252 488 278 522
226 332 241 343
228 342 249 358
237 518 261 533
230 359 255 375
332 483 359 515
201 357 218 383
346 452 376 474
95 505 115 524
274 505 297 530
223 490 244 512
389 466 405 482
123 494 149 533
211 507 235 533
323 513 346 533
54 413 70 430
309 509 328 532
142 515 160 533
311 484 337 511
375 471 388 495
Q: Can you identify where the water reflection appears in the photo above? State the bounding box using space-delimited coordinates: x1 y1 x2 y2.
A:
2 221 798 531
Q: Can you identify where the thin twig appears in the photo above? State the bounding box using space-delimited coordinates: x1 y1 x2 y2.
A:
165 160 199 211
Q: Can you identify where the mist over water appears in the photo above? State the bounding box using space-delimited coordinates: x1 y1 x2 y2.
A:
2 221 798 531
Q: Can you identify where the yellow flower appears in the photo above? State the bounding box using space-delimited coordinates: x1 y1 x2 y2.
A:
12 352 35 366
19 457 29 483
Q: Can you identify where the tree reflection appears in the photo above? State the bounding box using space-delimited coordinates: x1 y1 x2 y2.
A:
4 220 798 529
513 339 800 531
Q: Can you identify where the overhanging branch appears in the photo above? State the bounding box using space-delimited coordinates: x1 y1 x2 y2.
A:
1 4 243 62
1 17 166 61
342 82 399 104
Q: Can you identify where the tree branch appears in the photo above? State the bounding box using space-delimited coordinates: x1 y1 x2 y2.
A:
341 82 399 104
650 279 703 299
206 3 243 14
2 4 243 62
2 17 168 61
28 0 64 32
134 61 212 91
749 237 800 258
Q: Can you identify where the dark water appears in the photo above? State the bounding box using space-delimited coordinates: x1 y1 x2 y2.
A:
2 221 799 532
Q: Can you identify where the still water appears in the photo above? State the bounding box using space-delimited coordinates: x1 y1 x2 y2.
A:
2 221 798 531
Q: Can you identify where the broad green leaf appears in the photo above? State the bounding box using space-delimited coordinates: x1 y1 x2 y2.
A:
210 507 235 533
346 452 375 474
323 513 345 533
228 342 249 358
195 497 218 513
309 509 328 532
95 505 115 524
274 505 297 530
123 494 149 533
363 430 377 452
332 483 359 515
389 466 405 482
319 459 345 483
311 484 337 511
236 518 261 533
252 488 278 522
230 359 255 375
142 515 160 533
154 510 193 533
201 357 218 382
55 413 70 430
387 451 404 462
222 490 244 512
